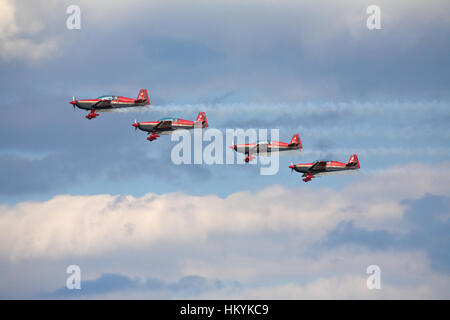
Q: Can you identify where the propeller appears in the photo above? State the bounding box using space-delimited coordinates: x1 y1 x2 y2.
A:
134 119 138 131
72 96 76 111
290 160 294 174
233 136 238 150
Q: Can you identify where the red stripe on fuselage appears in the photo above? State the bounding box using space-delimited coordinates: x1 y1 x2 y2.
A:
138 119 194 126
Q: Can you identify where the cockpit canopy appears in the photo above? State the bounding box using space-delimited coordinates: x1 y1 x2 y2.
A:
158 117 178 122
97 95 117 100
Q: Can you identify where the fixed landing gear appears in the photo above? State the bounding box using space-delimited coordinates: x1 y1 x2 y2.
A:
244 154 255 163
147 132 160 141
302 173 314 182
86 110 99 120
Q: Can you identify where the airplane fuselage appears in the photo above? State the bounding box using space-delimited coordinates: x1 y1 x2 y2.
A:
70 89 150 120
233 141 301 156
133 112 208 141
135 119 198 134
292 161 359 174
74 98 147 111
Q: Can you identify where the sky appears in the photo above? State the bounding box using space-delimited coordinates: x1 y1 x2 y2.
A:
0 0 449 299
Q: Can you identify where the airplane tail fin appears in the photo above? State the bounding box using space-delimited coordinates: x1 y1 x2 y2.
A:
347 154 360 169
195 112 208 128
136 89 150 105
288 134 302 149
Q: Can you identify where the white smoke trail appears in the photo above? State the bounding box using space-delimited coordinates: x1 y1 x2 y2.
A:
103 100 450 117
300 147 450 158
106 106 152 113
146 100 450 117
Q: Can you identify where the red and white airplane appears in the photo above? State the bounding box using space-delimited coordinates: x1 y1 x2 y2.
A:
132 112 208 141
289 154 360 182
70 89 150 119
230 134 302 163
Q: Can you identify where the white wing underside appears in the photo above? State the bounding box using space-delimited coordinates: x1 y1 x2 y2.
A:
249 147 301 157
314 170 360 177
97 106 150 113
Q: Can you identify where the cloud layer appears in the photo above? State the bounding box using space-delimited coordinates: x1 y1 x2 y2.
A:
1 0 449 100
1 163 449 298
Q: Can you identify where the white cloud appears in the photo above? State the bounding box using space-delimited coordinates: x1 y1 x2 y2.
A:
1 163 450 298
181 249 432 284
1 162 449 262
74 253 450 299
0 0 58 61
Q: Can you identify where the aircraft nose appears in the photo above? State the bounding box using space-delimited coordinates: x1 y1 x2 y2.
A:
289 165 294 169
132 123 139 127
230 145 236 150
70 100 77 105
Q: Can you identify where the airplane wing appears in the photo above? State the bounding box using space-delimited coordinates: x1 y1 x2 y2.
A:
91 100 112 109
309 161 327 172
314 170 360 177
153 120 172 131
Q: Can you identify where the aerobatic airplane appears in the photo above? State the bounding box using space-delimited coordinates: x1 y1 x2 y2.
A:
70 89 150 119
132 112 208 141
289 154 360 182
230 134 302 163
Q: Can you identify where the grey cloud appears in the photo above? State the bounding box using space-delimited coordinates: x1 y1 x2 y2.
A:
48 273 225 299
1 0 449 103
50 273 135 297
0 144 212 196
